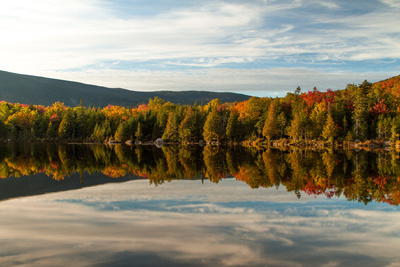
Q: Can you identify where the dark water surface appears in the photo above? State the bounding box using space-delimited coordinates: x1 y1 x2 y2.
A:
0 143 399 266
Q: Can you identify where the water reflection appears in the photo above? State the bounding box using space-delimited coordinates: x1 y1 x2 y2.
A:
1 144 400 266
1 143 400 205
0 180 399 266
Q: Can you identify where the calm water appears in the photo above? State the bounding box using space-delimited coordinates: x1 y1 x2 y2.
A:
0 143 400 266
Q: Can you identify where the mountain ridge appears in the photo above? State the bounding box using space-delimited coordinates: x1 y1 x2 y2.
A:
0 70 251 107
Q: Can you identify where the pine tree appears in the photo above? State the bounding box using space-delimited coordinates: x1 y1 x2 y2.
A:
114 122 126 142
310 102 327 139
321 113 338 141
203 108 222 143
46 121 57 138
58 108 74 139
277 112 287 139
286 112 303 141
162 111 180 142
179 107 203 143
226 111 238 141
353 80 371 140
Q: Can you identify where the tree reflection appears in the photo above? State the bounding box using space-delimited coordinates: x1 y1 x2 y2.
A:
1 142 400 205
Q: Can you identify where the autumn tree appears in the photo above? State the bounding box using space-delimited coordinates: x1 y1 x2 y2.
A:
321 113 338 142
263 100 279 142
310 102 327 139
203 108 223 143
162 111 180 142
277 112 287 139
58 108 75 139
179 106 203 143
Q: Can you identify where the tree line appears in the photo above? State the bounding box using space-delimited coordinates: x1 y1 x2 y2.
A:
1 75 400 144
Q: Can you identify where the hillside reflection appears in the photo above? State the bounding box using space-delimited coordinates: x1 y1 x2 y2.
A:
1 143 400 205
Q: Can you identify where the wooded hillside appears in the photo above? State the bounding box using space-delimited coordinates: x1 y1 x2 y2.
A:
0 70 250 107
0 74 399 144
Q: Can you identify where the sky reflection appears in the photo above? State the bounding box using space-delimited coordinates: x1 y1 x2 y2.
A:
0 179 400 267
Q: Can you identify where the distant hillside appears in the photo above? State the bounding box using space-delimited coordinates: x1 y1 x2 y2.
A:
0 70 251 107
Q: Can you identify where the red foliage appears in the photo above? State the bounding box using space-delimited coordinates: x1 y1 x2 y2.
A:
49 114 59 122
303 180 325 196
137 104 148 113
36 106 46 114
301 88 337 107
369 100 390 117
343 91 355 110
369 174 390 190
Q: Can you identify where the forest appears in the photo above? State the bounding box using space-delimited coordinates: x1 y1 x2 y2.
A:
0 74 400 145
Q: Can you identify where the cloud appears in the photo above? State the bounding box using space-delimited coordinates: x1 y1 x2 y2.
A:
0 0 399 95
41 68 399 97
380 0 400 8
1 179 400 266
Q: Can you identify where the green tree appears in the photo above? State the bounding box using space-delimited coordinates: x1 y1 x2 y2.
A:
277 112 287 139
321 113 338 141
58 108 74 139
203 108 223 143
179 107 203 143
226 111 239 141
114 122 127 142
46 121 57 138
353 81 371 140
162 111 180 142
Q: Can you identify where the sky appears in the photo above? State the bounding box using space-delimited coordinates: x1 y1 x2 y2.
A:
0 0 399 97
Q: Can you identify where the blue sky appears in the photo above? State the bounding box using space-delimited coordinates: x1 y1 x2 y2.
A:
1 0 399 97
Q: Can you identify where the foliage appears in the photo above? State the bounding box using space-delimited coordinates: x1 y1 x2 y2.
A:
0 75 399 143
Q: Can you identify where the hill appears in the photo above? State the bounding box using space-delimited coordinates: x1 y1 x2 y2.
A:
0 70 251 107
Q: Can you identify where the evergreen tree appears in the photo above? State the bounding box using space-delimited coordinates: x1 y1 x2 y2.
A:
162 111 180 142
179 107 203 143
321 113 338 141
114 122 126 142
226 111 239 141
310 102 327 139
58 108 74 139
203 108 223 143
277 112 287 139
353 80 371 140
286 111 306 141
46 121 57 138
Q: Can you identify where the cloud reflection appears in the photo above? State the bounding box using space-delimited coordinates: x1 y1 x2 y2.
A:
0 179 399 266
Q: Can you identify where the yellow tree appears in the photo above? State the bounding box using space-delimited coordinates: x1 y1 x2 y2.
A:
263 100 279 142
321 113 338 142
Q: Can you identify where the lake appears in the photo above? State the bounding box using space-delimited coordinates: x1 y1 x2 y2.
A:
0 143 399 266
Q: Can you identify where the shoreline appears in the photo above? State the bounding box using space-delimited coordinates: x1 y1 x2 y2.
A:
2 138 400 152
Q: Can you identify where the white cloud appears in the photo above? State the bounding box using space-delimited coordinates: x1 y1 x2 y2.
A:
318 2 340 10
0 179 400 266
40 68 399 97
0 0 399 95
0 0 272 72
380 0 400 8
